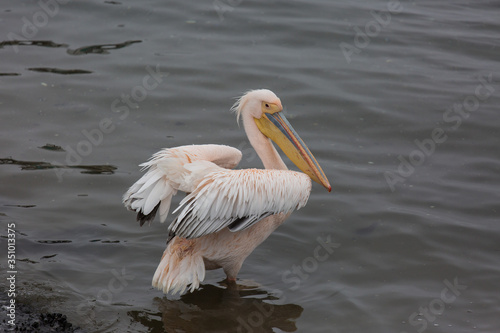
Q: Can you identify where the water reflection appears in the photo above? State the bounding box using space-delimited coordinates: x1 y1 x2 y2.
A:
0 39 141 57
67 40 141 55
129 283 303 333
27 67 92 75
0 40 67 50
0 157 116 175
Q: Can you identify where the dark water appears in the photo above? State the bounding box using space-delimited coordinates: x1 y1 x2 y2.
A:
1 1 499 332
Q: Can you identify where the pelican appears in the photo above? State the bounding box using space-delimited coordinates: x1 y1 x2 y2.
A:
123 89 331 294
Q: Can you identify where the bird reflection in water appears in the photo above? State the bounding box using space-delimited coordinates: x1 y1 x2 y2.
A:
128 282 303 333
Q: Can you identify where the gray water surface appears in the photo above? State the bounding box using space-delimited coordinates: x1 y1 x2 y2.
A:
1 1 499 332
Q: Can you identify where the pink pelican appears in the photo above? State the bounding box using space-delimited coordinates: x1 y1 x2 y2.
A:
123 89 331 294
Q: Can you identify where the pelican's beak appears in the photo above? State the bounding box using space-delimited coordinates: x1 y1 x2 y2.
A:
255 102 331 192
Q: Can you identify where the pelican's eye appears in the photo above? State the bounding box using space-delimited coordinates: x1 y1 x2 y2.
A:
261 101 281 114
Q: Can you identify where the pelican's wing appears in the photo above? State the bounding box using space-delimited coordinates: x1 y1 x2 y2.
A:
169 169 312 239
123 144 242 225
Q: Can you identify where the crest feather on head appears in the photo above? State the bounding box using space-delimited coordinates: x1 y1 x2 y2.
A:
231 89 281 123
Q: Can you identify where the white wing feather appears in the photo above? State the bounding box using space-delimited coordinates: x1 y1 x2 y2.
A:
123 144 312 239
170 169 312 239
123 144 242 224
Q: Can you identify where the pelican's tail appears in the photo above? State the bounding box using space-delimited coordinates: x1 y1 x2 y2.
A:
152 239 206 294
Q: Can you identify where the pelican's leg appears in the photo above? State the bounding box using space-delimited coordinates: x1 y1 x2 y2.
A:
223 262 242 284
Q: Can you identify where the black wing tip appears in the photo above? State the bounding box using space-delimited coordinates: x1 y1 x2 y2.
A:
228 212 273 232
136 203 160 226
166 230 176 245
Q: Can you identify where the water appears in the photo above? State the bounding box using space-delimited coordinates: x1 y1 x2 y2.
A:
1 1 499 332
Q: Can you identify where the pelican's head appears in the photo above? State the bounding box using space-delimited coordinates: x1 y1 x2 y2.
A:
232 89 331 192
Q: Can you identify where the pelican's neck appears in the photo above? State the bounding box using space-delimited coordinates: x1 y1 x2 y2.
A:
242 114 288 170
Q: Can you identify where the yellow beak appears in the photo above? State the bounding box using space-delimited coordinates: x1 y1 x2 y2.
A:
254 107 331 192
